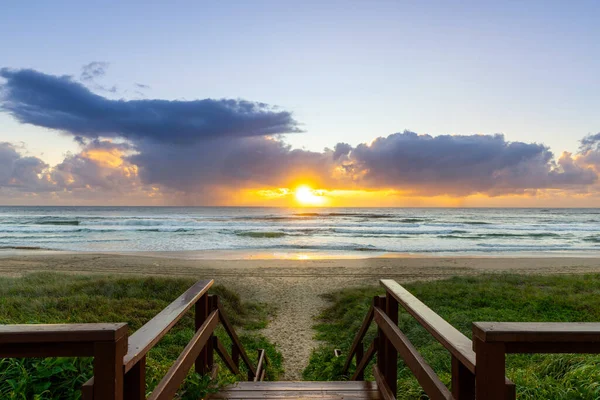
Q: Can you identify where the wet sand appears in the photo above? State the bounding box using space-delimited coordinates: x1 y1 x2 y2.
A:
1 252 599 379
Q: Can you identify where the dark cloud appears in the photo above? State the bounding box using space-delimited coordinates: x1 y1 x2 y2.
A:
580 133 600 152
0 68 302 145
332 142 352 161
0 142 49 190
343 132 597 195
80 62 109 82
129 136 332 191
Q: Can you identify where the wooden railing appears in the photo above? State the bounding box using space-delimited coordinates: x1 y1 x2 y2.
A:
473 322 600 400
0 323 128 399
0 279 268 400
343 279 516 400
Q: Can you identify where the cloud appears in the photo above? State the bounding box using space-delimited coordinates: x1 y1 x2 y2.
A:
342 132 597 196
0 142 49 190
0 67 599 204
80 61 110 82
0 68 302 145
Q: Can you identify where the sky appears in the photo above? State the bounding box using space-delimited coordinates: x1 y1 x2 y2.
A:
1 0 599 207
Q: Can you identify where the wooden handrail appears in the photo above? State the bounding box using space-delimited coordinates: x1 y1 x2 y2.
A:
124 279 214 372
0 323 128 400
214 337 241 376
381 279 515 399
374 307 453 400
148 310 219 400
373 364 395 400
342 304 374 374
254 349 269 382
381 280 475 371
216 299 257 378
82 279 264 399
351 338 377 381
473 322 600 400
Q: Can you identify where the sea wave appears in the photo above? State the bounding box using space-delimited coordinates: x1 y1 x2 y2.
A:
236 231 287 238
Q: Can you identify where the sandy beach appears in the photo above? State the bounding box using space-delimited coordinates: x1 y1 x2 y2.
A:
1 252 600 379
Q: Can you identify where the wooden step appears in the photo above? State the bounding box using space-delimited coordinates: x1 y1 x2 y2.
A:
207 381 381 399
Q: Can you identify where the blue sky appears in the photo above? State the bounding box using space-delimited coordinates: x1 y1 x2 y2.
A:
2 0 599 166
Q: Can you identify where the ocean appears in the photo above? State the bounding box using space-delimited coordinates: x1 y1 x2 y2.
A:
0 207 599 258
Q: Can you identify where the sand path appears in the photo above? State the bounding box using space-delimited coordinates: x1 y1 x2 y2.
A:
1 253 600 379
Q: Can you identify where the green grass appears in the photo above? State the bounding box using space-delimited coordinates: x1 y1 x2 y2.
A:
0 273 282 400
303 274 600 399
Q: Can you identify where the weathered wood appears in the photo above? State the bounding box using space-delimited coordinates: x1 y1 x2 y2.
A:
254 349 267 382
381 279 475 371
211 364 219 380
124 355 146 400
124 279 213 373
209 381 382 399
343 304 374 374
381 280 514 393
451 355 474 400
148 310 219 400
0 341 94 358
373 365 395 400
0 323 128 344
217 299 257 378
473 322 600 343
474 338 505 400
93 335 128 400
351 338 377 381
374 307 453 400
214 336 241 376
355 342 365 380
375 296 387 390
384 291 398 396
195 293 209 375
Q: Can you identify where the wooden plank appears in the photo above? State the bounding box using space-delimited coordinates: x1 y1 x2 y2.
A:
473 322 600 343
474 338 505 400
220 381 380 391
380 279 475 372
504 341 600 354
373 365 395 400
210 392 381 399
374 307 453 400
0 342 94 358
214 336 241 376
351 339 377 381
124 279 213 372
0 323 127 344
148 309 219 400
217 300 257 378
343 305 374 373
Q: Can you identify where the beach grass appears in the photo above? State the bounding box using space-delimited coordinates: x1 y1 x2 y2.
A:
0 273 282 400
303 273 600 399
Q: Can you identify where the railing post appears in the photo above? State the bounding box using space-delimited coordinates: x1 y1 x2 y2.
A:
93 334 127 400
475 338 506 400
451 355 475 400
207 295 218 373
232 344 240 369
195 293 209 375
385 291 398 397
375 296 387 389
355 342 364 380
124 355 146 400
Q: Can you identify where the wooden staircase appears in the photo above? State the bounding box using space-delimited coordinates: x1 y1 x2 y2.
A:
3 278 600 399
208 381 381 399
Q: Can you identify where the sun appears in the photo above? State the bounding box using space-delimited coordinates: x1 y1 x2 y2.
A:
294 185 326 206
